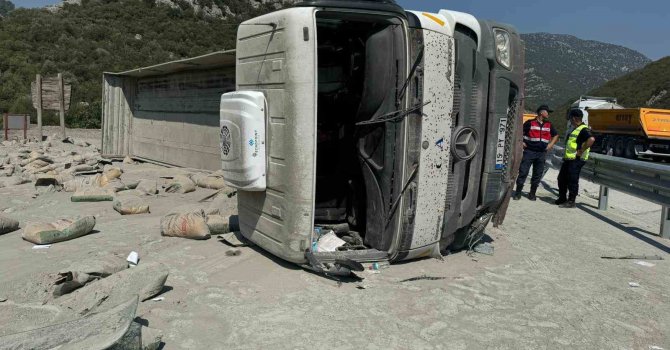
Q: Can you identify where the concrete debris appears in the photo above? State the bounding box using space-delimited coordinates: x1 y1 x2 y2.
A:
123 156 135 164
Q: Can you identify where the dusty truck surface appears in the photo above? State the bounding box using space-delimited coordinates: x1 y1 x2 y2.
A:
219 0 524 274
587 107 670 160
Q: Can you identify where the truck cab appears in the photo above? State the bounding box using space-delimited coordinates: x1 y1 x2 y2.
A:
219 0 524 274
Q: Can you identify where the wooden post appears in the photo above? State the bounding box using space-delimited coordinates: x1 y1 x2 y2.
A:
23 114 27 140
36 74 43 141
58 73 66 140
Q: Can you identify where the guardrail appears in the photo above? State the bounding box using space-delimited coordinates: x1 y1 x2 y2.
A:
547 146 670 239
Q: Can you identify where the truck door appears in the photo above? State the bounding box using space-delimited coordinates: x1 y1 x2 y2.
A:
234 7 318 264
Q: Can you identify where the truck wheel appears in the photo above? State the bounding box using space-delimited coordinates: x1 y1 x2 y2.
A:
613 137 625 157
624 138 637 159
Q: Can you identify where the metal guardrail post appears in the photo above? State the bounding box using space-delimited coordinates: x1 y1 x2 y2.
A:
662 207 670 239
598 186 609 211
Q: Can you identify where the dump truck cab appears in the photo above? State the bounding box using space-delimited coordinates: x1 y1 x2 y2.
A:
219 0 524 274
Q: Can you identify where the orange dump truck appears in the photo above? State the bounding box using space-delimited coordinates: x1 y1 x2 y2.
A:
588 108 670 159
523 113 535 123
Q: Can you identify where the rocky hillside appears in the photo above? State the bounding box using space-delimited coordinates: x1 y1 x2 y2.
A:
0 0 286 127
581 56 670 109
523 33 651 111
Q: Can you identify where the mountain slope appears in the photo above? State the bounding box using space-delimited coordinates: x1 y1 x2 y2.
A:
0 0 279 127
523 33 651 111
587 56 670 109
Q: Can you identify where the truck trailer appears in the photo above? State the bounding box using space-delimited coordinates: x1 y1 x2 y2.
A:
587 108 670 160
218 0 524 275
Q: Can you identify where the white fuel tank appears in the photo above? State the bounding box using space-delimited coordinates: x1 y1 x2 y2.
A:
220 91 267 191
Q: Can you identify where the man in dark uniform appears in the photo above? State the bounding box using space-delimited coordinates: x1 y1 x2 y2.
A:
556 109 596 208
513 104 559 201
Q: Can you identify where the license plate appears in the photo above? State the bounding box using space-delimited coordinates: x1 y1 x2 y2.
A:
495 118 508 170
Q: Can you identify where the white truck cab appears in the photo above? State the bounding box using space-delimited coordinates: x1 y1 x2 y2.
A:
220 0 524 275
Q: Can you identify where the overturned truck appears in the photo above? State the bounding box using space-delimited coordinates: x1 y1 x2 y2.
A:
102 0 524 275
219 0 524 274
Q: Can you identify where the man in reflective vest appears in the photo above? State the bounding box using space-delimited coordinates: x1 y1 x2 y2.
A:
556 109 596 208
513 104 559 201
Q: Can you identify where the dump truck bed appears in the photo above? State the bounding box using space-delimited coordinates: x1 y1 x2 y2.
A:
587 108 670 140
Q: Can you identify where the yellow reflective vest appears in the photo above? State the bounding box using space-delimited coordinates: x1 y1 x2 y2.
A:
564 124 590 160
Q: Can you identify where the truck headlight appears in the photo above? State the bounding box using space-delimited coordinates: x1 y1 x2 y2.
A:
494 29 511 70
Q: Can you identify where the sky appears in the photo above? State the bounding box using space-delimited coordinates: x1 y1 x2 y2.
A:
12 0 670 60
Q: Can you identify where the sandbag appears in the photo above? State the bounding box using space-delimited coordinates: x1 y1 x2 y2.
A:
1 164 14 177
20 156 53 167
53 255 129 297
0 214 20 235
165 175 196 194
72 164 98 173
66 255 129 278
3 176 28 187
135 179 158 195
99 166 122 187
191 173 227 190
63 174 101 192
54 263 168 315
113 195 150 215
22 216 96 245
102 178 127 193
160 210 211 240
206 214 231 234
71 188 114 202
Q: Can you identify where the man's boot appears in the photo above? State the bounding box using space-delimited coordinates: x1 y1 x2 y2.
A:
512 186 522 200
528 187 537 201
559 200 576 208
554 197 567 205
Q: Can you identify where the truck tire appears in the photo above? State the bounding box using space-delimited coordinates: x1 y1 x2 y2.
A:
613 137 625 157
624 138 637 159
